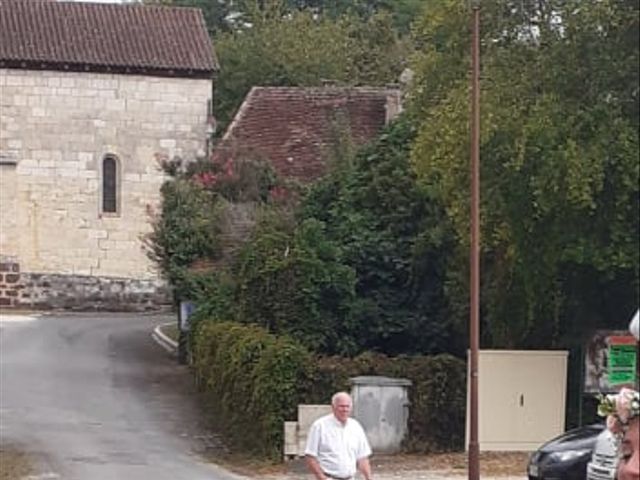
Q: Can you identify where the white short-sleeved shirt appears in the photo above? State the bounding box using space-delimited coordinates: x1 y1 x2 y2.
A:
304 414 372 478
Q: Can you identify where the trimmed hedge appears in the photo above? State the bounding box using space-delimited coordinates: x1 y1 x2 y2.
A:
306 352 467 452
191 321 466 457
191 321 313 458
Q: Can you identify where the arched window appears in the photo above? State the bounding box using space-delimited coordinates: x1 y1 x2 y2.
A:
102 155 119 214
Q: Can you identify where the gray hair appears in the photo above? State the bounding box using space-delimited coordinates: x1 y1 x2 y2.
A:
331 391 352 406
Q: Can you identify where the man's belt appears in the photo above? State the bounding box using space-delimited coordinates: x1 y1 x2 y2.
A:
323 473 353 480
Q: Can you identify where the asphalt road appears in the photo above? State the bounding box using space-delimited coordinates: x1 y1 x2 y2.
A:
0 312 247 480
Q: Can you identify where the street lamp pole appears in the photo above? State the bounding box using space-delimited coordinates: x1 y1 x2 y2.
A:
468 3 481 480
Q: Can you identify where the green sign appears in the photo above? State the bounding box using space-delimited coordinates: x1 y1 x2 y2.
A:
608 343 637 386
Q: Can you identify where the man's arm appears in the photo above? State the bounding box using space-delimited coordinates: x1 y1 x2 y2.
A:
357 456 373 480
305 455 327 480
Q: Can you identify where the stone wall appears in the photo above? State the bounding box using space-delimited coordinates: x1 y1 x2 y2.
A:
0 260 21 307
0 260 171 311
0 68 211 309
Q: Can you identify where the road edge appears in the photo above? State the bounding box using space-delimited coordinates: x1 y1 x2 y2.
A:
151 322 178 356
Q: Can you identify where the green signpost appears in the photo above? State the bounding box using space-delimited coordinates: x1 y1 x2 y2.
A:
608 336 638 387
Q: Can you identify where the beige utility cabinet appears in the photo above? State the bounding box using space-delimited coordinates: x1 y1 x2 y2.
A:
467 350 568 451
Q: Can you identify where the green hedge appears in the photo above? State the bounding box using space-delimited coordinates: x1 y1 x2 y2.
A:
191 321 466 457
191 321 313 458
305 352 467 452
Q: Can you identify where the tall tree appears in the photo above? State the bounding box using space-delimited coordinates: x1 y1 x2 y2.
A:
147 0 425 37
144 0 234 35
301 118 457 355
409 0 639 348
280 0 425 33
213 8 406 131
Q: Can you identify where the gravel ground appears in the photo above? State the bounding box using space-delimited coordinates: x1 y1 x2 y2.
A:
261 474 525 480
241 452 530 480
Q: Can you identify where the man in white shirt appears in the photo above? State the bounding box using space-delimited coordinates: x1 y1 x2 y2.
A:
305 391 373 480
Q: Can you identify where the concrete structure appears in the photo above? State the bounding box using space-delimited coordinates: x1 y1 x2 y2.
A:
350 376 412 454
466 350 569 451
0 1 217 310
283 404 332 460
283 375 412 458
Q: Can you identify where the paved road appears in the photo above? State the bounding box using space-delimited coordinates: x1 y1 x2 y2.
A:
259 457 527 480
0 312 246 480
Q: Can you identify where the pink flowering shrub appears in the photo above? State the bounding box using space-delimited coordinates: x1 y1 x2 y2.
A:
187 157 277 203
599 388 640 435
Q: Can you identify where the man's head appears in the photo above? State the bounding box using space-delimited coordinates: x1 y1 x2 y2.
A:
331 392 352 424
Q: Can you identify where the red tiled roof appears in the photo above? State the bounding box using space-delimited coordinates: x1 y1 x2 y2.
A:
0 0 217 76
212 87 401 182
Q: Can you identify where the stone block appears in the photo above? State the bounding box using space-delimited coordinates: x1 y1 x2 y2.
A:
284 422 298 458
106 99 125 111
153 102 176 114
89 230 109 240
60 77 75 88
5 273 20 283
6 76 21 87
32 174 55 184
27 95 41 107
78 152 94 163
159 139 176 149
78 170 97 180
13 96 27 106
55 87 73 97
59 169 78 178
18 158 39 168
0 262 19 273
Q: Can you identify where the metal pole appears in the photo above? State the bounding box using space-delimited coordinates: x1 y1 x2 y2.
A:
468 5 481 480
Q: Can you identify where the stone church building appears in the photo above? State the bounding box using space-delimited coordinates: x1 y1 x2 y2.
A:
0 1 217 310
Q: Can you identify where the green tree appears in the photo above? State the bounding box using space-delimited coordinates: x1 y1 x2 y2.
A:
301 118 457 355
234 210 359 355
213 9 406 130
144 0 233 35
409 0 639 347
152 0 425 35
282 0 425 33
145 177 223 297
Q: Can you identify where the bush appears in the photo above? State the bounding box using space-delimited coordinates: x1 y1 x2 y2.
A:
306 352 467 452
192 322 465 456
300 118 457 355
145 179 223 295
191 320 313 458
234 212 358 355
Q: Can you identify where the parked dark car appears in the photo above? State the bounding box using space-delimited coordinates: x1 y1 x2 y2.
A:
527 423 604 480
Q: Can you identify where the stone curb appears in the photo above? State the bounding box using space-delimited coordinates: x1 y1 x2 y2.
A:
151 322 178 356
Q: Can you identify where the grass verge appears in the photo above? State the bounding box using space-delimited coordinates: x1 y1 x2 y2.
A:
0 447 33 480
